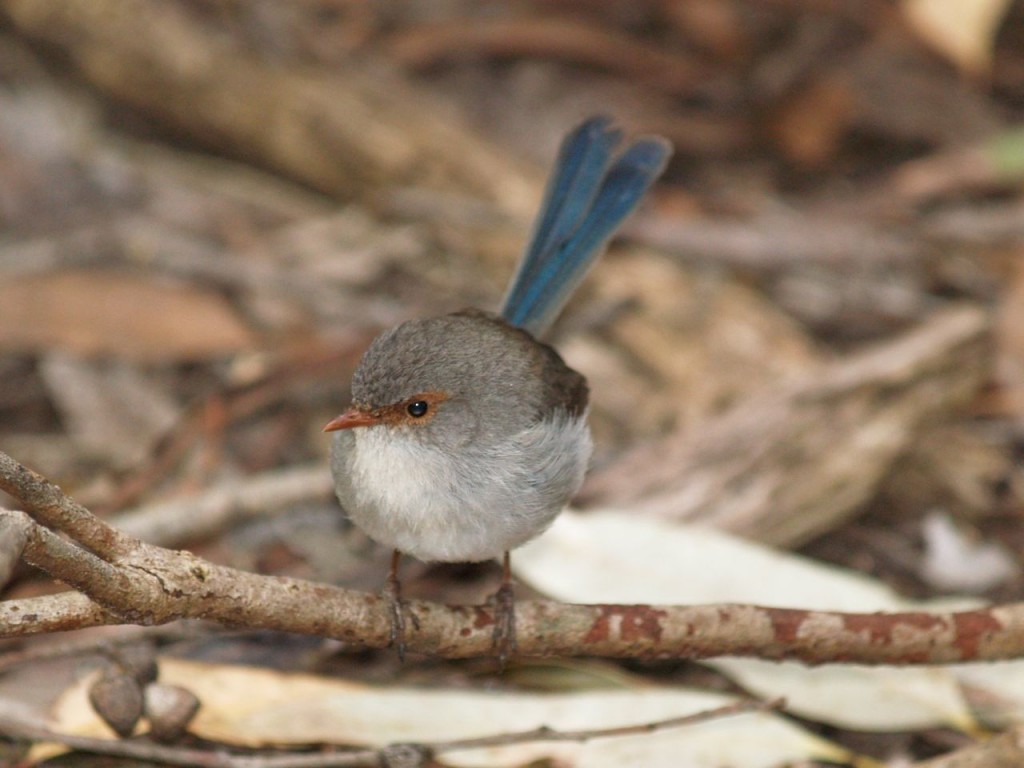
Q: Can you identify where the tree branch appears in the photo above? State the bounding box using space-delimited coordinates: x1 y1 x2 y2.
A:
0 451 137 559
2 450 1023 663
0 511 28 587
0 592 112 635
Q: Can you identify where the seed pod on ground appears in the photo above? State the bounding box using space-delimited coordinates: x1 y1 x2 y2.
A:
144 683 200 742
88 672 143 738
113 643 159 687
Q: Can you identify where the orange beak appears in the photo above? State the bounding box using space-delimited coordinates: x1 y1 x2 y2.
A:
322 408 380 432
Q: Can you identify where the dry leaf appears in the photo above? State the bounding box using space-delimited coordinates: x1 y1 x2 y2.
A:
516 511 980 731
0 269 255 361
902 0 1014 74
996 252 1024 393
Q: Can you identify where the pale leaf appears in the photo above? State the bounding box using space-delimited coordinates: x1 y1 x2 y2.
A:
515 510 980 731
47 659 849 768
902 0 1013 74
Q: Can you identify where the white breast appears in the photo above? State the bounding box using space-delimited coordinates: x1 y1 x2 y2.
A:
330 411 592 562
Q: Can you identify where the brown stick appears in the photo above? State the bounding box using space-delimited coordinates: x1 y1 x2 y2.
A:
387 16 704 95
0 454 138 559
1 465 1023 664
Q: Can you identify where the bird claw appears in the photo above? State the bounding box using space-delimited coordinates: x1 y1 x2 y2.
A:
490 581 518 669
383 572 407 661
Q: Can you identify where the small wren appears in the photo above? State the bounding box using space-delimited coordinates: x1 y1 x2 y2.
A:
324 116 671 661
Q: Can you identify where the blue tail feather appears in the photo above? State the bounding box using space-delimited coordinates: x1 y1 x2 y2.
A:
514 116 621 290
501 118 671 337
501 117 621 328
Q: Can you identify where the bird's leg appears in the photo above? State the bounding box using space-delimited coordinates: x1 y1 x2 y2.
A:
491 551 518 667
384 549 407 660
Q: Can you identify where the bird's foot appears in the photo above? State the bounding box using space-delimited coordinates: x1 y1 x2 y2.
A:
383 571 408 661
382 550 419 661
490 580 518 669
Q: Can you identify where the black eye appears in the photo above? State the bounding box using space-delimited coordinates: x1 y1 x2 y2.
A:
407 400 429 418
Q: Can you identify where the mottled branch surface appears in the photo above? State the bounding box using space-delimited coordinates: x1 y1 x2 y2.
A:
1 451 1022 665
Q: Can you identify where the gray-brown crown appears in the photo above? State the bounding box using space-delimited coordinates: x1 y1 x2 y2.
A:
351 310 587 440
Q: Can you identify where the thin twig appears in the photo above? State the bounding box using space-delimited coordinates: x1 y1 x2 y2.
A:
435 696 782 751
10 510 139 616
111 464 334 548
0 622 214 673
0 592 112 635
387 16 704 95
0 706 375 768
0 697 781 768
0 453 137 560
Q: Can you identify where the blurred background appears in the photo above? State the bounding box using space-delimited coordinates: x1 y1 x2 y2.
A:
2 0 1024 760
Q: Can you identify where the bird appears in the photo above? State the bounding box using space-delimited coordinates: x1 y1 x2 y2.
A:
324 116 671 662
